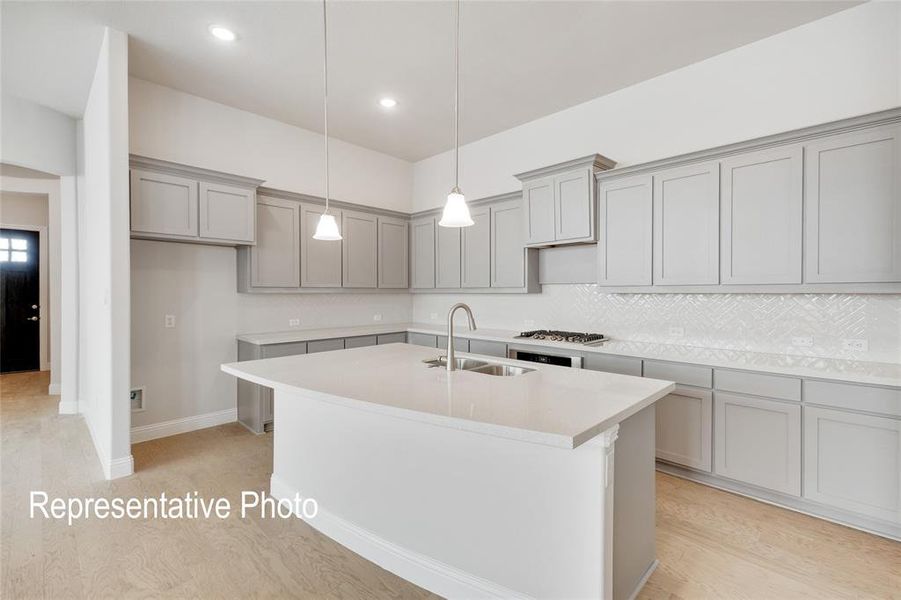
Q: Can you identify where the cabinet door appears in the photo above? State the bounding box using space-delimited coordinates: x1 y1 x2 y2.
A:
461 206 491 288
436 225 461 288
342 210 378 288
345 335 377 349
554 168 593 242
130 169 198 238
721 146 802 284
407 332 438 348
490 198 525 288
805 125 901 283
300 204 343 287
199 182 255 243
804 406 900 523
378 217 408 289
714 392 801 496
598 175 653 286
307 338 345 353
524 177 556 245
655 385 712 472
653 161 720 285
251 197 300 288
376 333 407 345
583 354 642 377
411 217 436 289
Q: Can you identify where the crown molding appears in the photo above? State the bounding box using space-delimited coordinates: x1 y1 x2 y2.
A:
257 186 412 219
410 190 522 219
514 153 617 182
129 155 266 188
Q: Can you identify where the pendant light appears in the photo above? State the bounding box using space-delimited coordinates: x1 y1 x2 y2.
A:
438 0 473 228
313 0 342 241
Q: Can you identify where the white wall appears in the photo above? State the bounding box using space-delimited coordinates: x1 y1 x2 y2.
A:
413 2 901 209
78 28 132 479
128 78 413 213
0 95 77 177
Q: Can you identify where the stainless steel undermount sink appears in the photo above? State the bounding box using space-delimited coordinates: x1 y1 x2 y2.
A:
422 357 534 377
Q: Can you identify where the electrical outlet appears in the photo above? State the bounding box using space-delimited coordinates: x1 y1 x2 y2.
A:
792 336 814 348
668 326 684 337
288 318 300 327
842 338 868 352
430 313 438 321
373 314 383 322
164 315 176 328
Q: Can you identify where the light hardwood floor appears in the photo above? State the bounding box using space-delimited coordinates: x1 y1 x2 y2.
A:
2 371 899 599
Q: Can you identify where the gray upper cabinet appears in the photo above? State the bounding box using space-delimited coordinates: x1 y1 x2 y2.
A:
198 182 255 243
411 216 436 289
130 169 198 239
597 175 653 286
378 217 408 289
523 177 556 245
461 206 491 288
342 210 378 288
721 146 802 284
804 124 901 283
300 204 343 287
653 161 720 285
554 169 593 242
250 196 300 288
436 225 461 288
490 198 526 288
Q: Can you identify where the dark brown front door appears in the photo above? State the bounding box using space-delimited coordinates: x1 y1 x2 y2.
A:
1 228 40 373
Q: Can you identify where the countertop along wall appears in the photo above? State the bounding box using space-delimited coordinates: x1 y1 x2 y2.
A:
411 2 901 366
128 80 414 431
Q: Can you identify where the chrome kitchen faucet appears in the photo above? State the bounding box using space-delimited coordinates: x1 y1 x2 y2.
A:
446 303 477 371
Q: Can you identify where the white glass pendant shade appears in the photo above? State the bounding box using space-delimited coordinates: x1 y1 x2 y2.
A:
439 189 473 227
313 213 342 240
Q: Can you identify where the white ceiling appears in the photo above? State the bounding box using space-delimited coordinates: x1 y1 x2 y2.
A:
2 1 859 161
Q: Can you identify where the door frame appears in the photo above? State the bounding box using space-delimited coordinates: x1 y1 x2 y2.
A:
1 222 49 371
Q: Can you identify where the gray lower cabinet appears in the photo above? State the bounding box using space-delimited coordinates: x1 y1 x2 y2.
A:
411 217 436 289
653 161 720 285
597 175 653 286
720 145 802 284
307 338 345 353
378 217 408 288
655 385 712 472
523 176 556 245
436 225 461 288
803 406 900 523
461 206 491 288
490 199 526 288
300 204 343 287
249 196 301 288
468 339 507 358
583 354 642 377
130 169 199 239
714 392 801 496
198 182 256 243
342 210 378 288
437 336 469 353
407 332 438 348
345 335 378 349
804 124 901 283
377 332 407 345
237 340 308 434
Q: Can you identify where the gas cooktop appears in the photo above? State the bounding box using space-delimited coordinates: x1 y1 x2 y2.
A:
515 330 608 346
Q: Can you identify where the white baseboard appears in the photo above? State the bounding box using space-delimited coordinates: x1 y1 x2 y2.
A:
107 454 135 479
57 400 78 414
270 475 531 600
48 382 61 396
131 408 237 444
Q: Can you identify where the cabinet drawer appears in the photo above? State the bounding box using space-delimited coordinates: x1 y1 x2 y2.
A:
583 354 642 377
307 338 345 353
407 332 438 348
645 361 712 388
437 336 470 353
468 339 507 358
805 380 901 417
377 333 407 345
715 369 800 401
262 342 307 359
714 392 801 496
345 335 378 349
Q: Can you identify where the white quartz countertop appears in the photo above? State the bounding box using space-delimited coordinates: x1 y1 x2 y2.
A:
222 343 674 449
236 322 901 387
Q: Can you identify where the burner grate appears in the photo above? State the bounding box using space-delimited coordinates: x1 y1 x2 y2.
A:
516 329 607 345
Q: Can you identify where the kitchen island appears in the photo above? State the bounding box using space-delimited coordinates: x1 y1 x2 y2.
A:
222 343 674 600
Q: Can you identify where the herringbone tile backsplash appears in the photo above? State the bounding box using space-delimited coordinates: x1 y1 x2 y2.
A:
411 287 901 364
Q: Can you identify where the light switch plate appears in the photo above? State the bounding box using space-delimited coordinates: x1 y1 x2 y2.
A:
373 314 383 321
164 315 176 328
288 318 300 327
842 338 868 352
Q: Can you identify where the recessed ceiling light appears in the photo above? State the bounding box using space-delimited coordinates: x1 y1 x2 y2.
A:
379 97 398 109
209 25 237 42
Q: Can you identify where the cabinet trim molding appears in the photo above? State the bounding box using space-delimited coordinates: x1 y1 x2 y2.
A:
130 155 264 188
514 153 616 182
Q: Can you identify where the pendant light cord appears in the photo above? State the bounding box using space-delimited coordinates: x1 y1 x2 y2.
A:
323 0 331 214
453 0 460 192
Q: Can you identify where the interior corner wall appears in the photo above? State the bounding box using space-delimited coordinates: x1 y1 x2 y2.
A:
411 1 901 209
77 27 132 480
0 95 77 177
